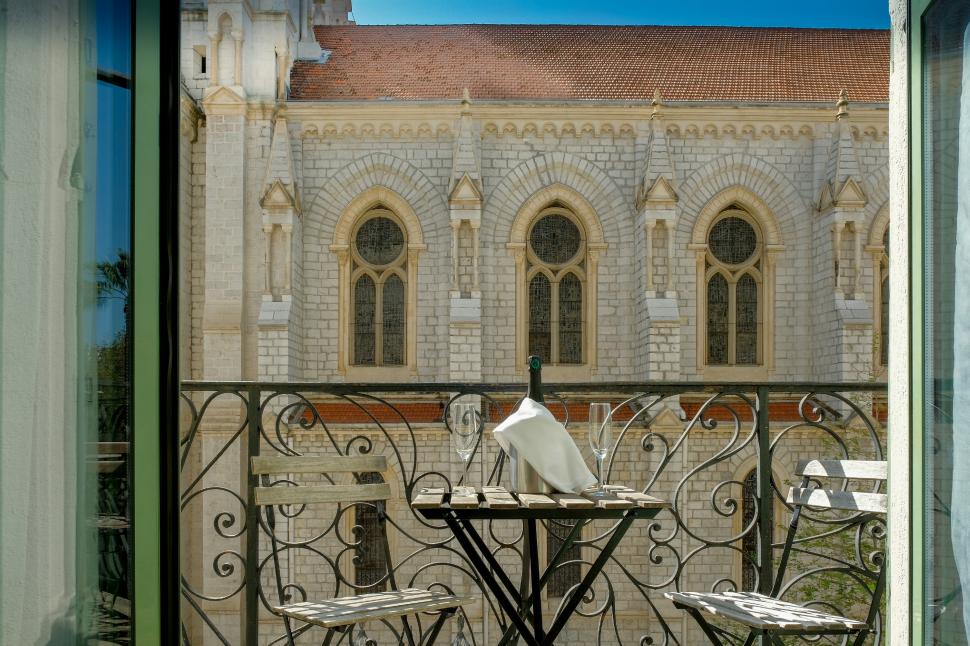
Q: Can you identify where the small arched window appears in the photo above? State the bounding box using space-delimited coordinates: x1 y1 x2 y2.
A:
351 209 407 366
705 210 764 366
527 207 587 365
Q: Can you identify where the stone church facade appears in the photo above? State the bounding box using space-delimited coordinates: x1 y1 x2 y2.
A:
179 1 891 389
177 1 890 643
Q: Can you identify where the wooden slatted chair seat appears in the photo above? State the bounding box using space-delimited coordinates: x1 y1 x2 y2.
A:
665 459 888 646
276 588 477 630
252 454 470 645
664 591 868 632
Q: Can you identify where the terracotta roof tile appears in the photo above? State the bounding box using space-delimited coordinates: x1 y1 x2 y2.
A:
289 25 889 103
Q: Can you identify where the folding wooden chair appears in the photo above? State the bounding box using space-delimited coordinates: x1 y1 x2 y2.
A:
665 459 887 646
253 454 475 645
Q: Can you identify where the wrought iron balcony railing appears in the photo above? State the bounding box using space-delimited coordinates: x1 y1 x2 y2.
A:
179 377 887 646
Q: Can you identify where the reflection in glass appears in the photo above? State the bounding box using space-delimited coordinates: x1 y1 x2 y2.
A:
923 1 970 641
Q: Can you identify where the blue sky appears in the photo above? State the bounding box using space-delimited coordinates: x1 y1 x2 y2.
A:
351 0 890 29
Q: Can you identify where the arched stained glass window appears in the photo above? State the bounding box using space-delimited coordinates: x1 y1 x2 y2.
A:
546 519 581 598
881 276 890 366
527 207 587 365
707 274 729 365
351 210 407 366
353 275 376 365
382 275 405 366
529 274 552 364
736 274 759 365
705 209 763 367
558 273 583 365
354 472 388 591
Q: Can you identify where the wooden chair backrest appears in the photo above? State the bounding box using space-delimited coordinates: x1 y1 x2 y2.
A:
786 459 888 514
252 454 390 507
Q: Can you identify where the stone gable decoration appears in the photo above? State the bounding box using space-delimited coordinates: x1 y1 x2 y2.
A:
642 176 678 206
177 2 890 642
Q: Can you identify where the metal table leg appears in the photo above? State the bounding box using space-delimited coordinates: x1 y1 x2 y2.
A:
526 519 544 641
542 511 637 644
443 513 541 646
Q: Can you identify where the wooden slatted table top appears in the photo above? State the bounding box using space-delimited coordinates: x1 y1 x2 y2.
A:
412 485 667 520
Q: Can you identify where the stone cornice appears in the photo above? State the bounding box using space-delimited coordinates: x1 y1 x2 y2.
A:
281 101 887 122
277 102 888 142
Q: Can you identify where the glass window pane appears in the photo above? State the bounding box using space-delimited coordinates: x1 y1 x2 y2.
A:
96 0 131 77
709 216 757 265
354 473 388 591
736 274 758 365
881 276 889 367
546 520 581 598
707 274 729 365
355 216 404 265
354 275 376 365
1 1 134 642
529 274 552 364
530 214 582 264
382 275 405 366
741 470 758 592
923 1 970 641
558 273 583 364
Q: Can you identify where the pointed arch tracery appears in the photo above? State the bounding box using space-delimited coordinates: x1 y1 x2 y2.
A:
508 184 607 377
692 187 783 376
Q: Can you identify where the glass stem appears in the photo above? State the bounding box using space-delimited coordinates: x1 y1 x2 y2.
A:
596 454 604 491
462 457 469 493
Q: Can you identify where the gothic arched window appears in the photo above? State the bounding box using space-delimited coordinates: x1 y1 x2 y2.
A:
546 519 582 598
705 210 764 366
354 472 388 591
527 208 587 365
351 209 407 366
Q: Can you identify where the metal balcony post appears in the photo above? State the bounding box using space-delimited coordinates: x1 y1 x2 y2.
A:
245 386 261 646
756 386 774 646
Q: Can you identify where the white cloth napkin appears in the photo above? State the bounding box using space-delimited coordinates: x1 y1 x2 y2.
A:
492 398 597 494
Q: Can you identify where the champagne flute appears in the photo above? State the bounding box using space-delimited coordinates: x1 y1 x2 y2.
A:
588 403 614 497
452 403 478 496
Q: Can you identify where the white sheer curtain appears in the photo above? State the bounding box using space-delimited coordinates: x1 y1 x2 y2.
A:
952 22 970 639
0 1 97 642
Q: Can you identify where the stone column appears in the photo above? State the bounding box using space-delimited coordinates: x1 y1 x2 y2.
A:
262 224 273 296
450 220 460 294
282 224 293 295
208 32 220 87
201 93 247 383
232 30 243 86
645 219 657 293
471 222 481 294
833 221 846 296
